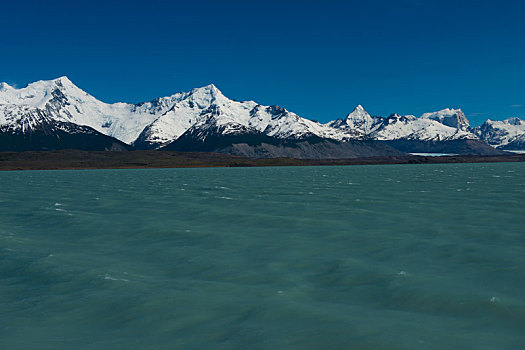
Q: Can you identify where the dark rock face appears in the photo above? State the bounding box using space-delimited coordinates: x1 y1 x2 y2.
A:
133 125 161 150
382 139 507 155
0 121 130 152
428 110 470 131
475 119 525 150
500 136 525 150
222 140 404 159
475 121 507 147
161 119 282 152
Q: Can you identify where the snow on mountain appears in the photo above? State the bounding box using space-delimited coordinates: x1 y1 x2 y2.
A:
0 103 131 151
135 84 253 148
329 105 380 136
372 113 475 141
0 77 180 144
134 84 351 148
0 104 55 132
1 78 353 148
474 117 525 149
420 108 470 131
2 77 520 153
248 105 349 141
329 106 476 141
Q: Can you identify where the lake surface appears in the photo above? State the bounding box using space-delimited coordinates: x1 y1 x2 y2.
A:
1 163 524 349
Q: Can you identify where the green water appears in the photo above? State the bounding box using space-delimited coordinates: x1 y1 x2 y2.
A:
1 163 524 349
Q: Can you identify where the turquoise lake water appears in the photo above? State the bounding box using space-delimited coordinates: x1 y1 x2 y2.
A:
1 163 524 349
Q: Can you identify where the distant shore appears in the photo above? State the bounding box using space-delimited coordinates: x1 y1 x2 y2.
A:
0 150 524 171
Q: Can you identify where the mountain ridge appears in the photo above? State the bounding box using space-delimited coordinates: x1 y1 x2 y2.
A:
0 77 522 155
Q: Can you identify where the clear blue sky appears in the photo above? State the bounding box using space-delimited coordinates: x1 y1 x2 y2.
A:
1 0 524 125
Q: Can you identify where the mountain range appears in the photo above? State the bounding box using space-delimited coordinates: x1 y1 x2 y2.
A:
0 77 522 158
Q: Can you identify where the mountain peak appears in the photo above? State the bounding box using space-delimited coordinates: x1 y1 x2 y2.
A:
53 76 74 86
22 76 75 90
193 83 221 94
421 108 470 130
187 84 227 107
346 105 370 118
508 117 524 124
330 104 376 133
6 76 83 100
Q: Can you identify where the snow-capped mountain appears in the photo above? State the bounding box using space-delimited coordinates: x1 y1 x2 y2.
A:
0 77 520 155
329 105 380 136
0 77 175 144
327 106 505 155
474 118 525 150
421 108 470 131
330 106 476 141
372 112 475 141
0 78 350 150
0 104 129 151
134 84 351 149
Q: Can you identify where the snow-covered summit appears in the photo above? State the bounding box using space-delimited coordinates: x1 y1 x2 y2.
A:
474 117 525 149
0 76 181 143
134 83 351 148
421 108 470 131
329 105 379 136
0 76 77 107
0 82 12 91
187 84 225 106
373 112 473 141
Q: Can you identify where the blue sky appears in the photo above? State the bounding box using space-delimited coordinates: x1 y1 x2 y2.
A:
1 0 524 125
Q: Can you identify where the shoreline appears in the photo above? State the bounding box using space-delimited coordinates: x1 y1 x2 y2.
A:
1 150 524 171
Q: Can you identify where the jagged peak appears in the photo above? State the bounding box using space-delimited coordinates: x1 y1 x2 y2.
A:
385 113 417 121
0 77 83 99
421 107 470 130
188 84 225 101
191 83 222 95
345 105 370 120
388 113 402 118
176 83 232 110
505 117 524 125
22 76 77 90
53 76 74 86
267 105 288 114
348 104 368 114
0 76 93 109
